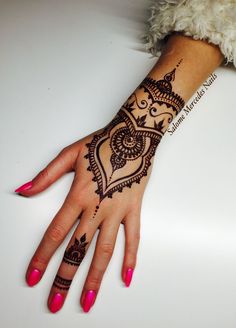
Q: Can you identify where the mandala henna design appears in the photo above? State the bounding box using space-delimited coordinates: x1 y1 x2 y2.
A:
53 275 72 290
63 233 89 266
85 61 185 218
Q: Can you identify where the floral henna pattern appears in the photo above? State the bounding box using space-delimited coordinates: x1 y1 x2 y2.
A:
63 233 89 266
85 61 185 218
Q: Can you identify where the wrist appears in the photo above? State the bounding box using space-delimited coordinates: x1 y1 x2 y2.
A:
119 63 185 139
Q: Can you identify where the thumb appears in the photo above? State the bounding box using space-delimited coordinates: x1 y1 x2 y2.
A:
15 145 79 196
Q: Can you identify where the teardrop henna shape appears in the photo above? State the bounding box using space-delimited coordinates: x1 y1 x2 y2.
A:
85 64 185 207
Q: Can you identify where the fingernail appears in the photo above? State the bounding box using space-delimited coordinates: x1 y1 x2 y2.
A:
125 268 134 287
49 293 64 313
15 181 33 193
83 290 96 313
27 269 42 287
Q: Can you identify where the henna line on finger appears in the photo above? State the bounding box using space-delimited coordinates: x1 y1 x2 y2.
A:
53 275 72 290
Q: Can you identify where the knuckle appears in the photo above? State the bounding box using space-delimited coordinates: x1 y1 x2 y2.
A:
64 197 77 212
58 146 77 171
38 168 50 181
126 233 140 252
99 243 114 256
87 265 103 289
32 254 48 267
45 224 66 243
58 146 70 157
128 208 141 218
87 275 101 290
64 192 83 212
58 146 71 159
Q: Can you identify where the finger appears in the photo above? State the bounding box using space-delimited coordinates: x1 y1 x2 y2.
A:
80 218 120 313
26 179 83 287
15 144 80 196
47 209 100 313
122 212 141 287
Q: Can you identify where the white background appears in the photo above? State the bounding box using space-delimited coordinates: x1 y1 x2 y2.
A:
1 1 236 327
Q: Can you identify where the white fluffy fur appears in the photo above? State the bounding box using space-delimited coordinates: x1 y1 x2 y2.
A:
144 0 236 67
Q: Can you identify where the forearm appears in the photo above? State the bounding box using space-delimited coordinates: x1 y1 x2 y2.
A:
81 35 224 201
120 34 223 137
149 34 223 104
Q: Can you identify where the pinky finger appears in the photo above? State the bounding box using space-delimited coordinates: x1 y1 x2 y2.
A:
122 212 141 287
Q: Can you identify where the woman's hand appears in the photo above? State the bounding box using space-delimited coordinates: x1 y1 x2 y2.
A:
16 34 223 314
16 89 161 313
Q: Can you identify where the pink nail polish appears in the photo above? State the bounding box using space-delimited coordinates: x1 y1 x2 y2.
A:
49 293 64 313
125 268 134 287
27 269 42 287
83 290 96 313
15 181 33 193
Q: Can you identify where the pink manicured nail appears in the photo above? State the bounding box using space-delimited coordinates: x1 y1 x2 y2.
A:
27 269 42 287
49 293 64 313
83 290 96 313
125 268 134 287
15 181 33 193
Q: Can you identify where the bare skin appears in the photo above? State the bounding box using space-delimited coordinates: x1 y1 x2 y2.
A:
16 34 223 313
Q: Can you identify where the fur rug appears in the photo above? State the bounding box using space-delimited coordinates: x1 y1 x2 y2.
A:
144 0 236 67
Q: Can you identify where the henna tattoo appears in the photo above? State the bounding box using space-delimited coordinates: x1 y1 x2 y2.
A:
53 275 72 290
85 61 185 218
63 233 89 266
